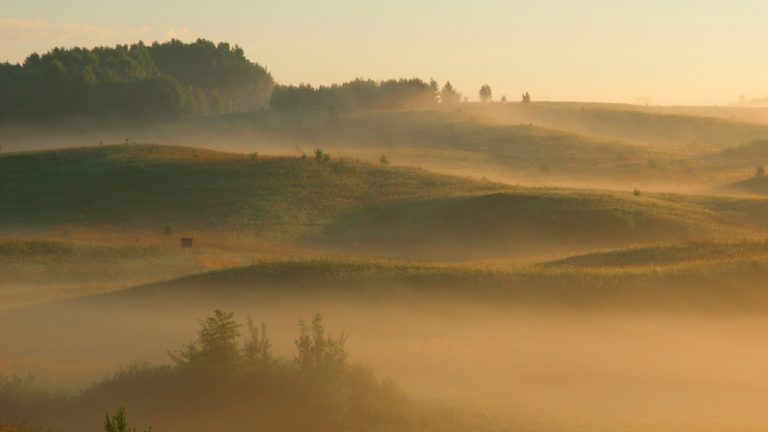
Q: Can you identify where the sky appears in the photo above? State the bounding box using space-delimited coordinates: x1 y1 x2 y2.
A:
1 0 767 105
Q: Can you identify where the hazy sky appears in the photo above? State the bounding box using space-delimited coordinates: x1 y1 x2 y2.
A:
2 0 767 105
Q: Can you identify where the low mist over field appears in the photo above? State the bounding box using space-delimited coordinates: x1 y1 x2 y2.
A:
4 2 768 431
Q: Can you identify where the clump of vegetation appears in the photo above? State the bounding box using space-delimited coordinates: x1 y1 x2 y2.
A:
314 148 331 162
479 84 492 102
756 165 765 177
633 188 642 196
380 154 389 165
0 311 492 432
440 81 461 104
104 407 150 432
522 91 531 104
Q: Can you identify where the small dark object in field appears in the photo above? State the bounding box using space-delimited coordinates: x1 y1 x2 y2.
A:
180 237 193 248
633 188 642 196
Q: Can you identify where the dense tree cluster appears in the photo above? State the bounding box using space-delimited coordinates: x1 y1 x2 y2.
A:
0 39 273 121
270 78 439 111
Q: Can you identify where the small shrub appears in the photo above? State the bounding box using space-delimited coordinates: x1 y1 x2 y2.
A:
379 155 389 165
315 149 330 162
104 407 150 432
633 188 641 196
756 165 765 177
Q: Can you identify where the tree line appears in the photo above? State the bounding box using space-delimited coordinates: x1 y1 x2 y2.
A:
0 39 273 121
270 78 441 111
0 38 531 121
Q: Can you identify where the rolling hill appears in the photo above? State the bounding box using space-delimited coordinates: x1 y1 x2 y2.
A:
1 109 680 188
470 102 768 150
542 239 768 268
4 144 768 260
315 188 768 257
0 144 506 237
41 249 768 312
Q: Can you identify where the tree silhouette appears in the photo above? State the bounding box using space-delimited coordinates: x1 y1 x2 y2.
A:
440 81 461 104
170 309 241 370
479 84 492 102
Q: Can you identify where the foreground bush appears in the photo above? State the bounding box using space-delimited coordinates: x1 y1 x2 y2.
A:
0 311 496 432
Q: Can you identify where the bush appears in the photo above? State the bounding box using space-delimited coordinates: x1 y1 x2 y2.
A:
756 165 765 177
315 148 330 162
1 311 496 432
104 407 150 432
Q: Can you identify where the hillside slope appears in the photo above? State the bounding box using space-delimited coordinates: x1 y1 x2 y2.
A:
4 145 768 258
542 239 768 268
471 102 768 150
720 175 768 195
315 189 768 256
0 144 505 238
52 254 768 312
1 110 676 187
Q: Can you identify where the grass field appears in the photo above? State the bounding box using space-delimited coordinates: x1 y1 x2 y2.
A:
5 106 768 432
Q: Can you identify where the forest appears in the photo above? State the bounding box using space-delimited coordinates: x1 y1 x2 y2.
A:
0 39 274 120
